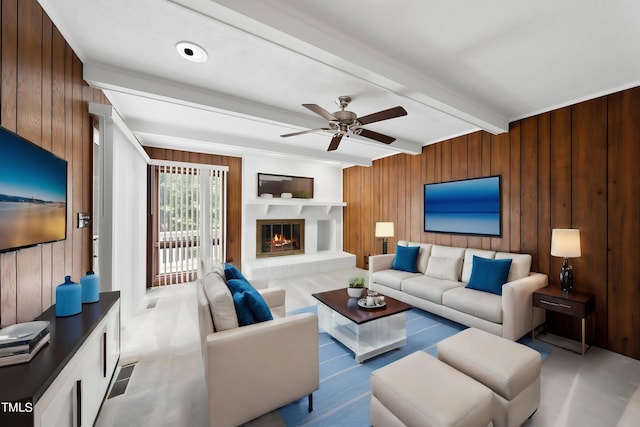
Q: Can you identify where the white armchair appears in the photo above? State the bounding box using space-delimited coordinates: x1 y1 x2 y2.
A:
196 274 319 427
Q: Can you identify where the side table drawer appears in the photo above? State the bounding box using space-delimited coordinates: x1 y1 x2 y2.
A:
533 294 586 317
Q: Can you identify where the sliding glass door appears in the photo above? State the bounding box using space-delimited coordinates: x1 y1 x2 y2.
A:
151 161 227 286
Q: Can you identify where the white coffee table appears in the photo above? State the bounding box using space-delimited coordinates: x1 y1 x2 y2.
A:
313 289 412 363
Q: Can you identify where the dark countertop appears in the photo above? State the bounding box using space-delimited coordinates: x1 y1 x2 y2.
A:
0 291 120 404
313 288 412 324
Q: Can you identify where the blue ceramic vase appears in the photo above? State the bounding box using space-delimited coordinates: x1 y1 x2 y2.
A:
80 271 100 303
56 276 82 317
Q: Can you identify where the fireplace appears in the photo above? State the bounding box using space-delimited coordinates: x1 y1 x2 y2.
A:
256 219 305 258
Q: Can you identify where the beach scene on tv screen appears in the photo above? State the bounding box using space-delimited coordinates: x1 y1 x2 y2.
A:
0 134 66 251
425 176 500 236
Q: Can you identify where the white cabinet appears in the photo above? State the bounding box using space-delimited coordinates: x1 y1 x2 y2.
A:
33 301 120 427
0 292 120 427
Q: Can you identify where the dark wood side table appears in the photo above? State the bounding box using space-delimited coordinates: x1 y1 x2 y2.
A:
532 286 595 355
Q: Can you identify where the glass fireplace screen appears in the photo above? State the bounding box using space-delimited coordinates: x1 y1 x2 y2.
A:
256 219 304 258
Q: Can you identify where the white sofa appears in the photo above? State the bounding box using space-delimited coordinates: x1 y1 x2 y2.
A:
196 265 319 427
369 241 547 341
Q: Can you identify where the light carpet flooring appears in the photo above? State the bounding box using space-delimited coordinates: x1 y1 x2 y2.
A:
95 267 640 427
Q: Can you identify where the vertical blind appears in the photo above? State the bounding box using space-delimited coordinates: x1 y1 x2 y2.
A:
152 160 228 286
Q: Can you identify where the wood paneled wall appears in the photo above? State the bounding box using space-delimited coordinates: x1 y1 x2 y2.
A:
344 87 640 360
0 0 110 326
144 147 243 271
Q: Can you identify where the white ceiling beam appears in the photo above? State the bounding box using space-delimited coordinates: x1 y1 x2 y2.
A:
84 63 423 156
169 0 509 134
128 119 374 167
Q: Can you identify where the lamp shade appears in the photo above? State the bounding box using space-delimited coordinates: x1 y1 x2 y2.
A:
551 229 581 258
375 222 394 238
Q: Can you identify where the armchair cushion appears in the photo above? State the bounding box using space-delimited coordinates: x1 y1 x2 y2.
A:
227 278 273 326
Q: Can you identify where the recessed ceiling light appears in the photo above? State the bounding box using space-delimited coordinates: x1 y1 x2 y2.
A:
176 41 208 62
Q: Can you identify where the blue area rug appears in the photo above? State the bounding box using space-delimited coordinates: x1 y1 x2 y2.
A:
280 306 552 427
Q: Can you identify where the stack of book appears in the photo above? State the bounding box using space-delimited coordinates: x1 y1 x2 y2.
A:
0 321 50 367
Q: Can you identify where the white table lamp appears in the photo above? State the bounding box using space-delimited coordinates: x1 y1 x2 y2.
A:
375 222 394 254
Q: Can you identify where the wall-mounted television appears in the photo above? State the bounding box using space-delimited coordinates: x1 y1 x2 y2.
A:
0 126 68 252
424 175 501 237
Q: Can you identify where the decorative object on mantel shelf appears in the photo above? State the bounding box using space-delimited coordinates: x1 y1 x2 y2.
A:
292 190 309 199
550 228 581 293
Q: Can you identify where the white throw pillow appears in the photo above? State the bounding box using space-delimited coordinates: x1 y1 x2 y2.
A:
425 256 463 281
202 272 239 331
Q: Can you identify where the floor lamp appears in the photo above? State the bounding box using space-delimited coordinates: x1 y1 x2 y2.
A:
375 222 394 254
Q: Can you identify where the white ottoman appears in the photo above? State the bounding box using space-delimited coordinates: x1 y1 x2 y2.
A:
437 328 541 427
371 351 494 427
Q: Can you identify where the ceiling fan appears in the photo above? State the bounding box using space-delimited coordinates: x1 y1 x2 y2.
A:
281 96 407 151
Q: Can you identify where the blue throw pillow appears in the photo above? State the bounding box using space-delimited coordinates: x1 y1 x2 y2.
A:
226 278 274 326
224 263 248 282
465 256 512 296
392 245 420 273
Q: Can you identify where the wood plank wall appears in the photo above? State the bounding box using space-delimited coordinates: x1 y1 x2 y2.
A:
144 147 243 276
0 0 110 327
343 87 640 360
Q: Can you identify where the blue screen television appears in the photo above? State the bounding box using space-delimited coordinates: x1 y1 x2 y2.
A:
424 175 501 236
0 126 68 252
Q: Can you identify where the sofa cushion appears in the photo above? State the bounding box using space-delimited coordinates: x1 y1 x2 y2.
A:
226 278 274 326
425 256 463 281
372 269 421 291
443 287 503 324
202 271 239 331
402 275 463 304
461 249 496 283
392 245 420 273
465 256 512 296
431 244 466 260
495 252 532 282
416 244 433 274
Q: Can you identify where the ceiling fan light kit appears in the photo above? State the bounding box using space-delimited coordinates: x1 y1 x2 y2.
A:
281 96 407 151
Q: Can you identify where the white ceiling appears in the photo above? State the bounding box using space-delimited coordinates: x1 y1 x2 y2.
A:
38 0 640 167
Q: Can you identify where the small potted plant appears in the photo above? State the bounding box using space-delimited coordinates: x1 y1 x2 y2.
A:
347 277 366 298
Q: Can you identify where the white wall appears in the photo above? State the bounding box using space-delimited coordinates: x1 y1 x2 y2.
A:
242 154 344 271
94 105 147 326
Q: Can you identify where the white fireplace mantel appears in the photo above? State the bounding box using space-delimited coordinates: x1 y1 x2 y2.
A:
247 199 347 216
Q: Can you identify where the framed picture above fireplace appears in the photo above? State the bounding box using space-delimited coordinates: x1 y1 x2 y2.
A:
258 173 314 199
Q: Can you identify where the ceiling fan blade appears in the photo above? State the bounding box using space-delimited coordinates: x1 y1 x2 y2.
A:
357 106 407 125
327 133 343 151
280 128 331 137
303 104 338 121
358 128 396 145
